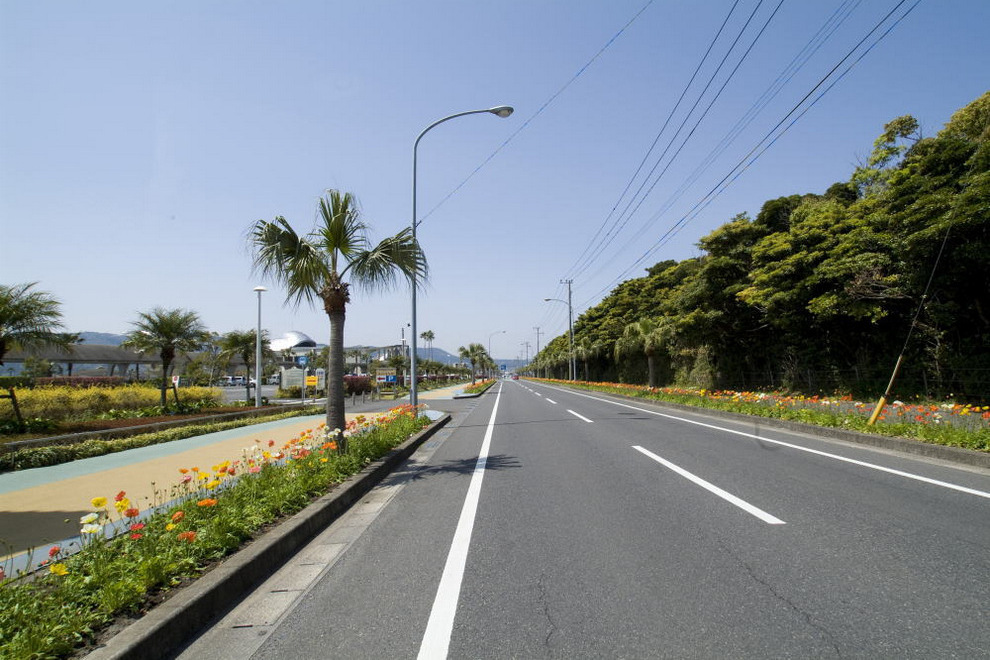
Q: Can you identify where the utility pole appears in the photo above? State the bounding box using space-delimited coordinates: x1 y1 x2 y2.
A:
533 326 543 378
521 341 531 364
561 279 575 381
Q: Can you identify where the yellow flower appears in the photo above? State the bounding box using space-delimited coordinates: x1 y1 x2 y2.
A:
114 498 130 512
49 563 69 576
91 496 107 508
205 480 221 490
166 523 176 531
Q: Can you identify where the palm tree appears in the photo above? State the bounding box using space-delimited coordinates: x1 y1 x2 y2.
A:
420 330 435 363
219 329 271 402
574 337 606 382
0 282 75 366
122 308 210 407
249 189 427 450
458 343 488 384
614 318 669 388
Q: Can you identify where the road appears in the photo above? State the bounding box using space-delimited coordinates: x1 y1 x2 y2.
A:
180 379 990 659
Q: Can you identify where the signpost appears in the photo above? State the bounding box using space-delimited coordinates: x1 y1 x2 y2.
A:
376 368 397 398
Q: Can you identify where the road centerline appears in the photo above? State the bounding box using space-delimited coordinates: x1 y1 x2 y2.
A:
633 446 786 525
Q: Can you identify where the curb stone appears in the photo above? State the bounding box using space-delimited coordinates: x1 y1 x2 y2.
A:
85 413 452 660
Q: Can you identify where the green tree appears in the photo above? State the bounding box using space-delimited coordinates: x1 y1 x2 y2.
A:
614 318 669 388
0 282 74 366
220 329 271 402
458 343 489 384
420 330 435 362
122 308 210 408
249 189 427 449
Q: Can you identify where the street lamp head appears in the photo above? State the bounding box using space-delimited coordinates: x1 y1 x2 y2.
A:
253 286 267 293
489 105 514 118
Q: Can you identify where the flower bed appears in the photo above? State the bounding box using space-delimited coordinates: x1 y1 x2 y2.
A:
536 379 990 452
0 405 431 659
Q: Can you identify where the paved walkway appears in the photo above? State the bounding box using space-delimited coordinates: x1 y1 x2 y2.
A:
0 383 467 567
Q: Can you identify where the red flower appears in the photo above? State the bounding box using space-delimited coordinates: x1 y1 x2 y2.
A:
171 511 185 523
129 523 145 531
130 533 143 540
48 545 61 558
114 490 127 502
124 508 140 518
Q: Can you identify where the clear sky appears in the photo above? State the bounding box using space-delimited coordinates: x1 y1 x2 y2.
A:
2 1 987 362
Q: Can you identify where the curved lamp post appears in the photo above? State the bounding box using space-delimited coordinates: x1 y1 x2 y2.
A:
410 105 514 407
253 286 266 407
544 297 575 381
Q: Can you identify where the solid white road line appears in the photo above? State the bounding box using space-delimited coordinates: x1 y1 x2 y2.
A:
555 387 990 501
633 445 786 525
418 384 503 659
567 409 594 423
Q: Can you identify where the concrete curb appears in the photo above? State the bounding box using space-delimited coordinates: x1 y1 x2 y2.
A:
559 387 990 470
86 413 452 660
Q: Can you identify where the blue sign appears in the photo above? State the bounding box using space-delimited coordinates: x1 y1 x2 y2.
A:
297 355 309 366
500 364 507 371
385 375 397 383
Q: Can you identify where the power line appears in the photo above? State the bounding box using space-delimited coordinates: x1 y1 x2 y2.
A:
417 0 657 225
582 0 920 307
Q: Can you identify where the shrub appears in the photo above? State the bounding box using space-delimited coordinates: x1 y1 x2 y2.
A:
0 385 224 423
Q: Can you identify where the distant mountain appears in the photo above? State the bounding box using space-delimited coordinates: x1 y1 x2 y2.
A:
78 332 127 345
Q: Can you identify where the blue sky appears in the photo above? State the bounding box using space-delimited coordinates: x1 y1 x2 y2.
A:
2 0 987 362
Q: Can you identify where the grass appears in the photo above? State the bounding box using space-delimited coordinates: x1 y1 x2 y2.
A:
535 379 990 452
0 405 431 659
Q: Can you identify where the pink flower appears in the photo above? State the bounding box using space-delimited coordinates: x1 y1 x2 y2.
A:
181 475 193 483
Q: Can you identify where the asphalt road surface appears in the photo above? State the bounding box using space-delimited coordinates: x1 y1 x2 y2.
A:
180 380 990 659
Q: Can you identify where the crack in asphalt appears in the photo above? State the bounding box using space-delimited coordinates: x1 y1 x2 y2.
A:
537 572 558 657
718 540 844 658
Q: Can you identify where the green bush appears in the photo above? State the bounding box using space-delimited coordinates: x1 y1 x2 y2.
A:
0 385 223 422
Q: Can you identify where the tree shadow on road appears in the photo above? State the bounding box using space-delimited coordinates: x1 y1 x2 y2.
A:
387 453 521 483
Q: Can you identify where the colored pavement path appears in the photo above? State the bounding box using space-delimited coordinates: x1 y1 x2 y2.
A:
0 382 468 568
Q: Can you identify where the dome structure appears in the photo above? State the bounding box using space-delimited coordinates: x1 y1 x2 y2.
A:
270 331 317 352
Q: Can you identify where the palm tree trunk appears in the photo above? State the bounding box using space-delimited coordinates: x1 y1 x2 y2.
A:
647 353 656 389
327 307 347 451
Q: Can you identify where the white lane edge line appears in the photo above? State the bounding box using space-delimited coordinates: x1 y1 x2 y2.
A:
552 386 990 501
418 383 503 659
633 445 786 525
567 409 594 423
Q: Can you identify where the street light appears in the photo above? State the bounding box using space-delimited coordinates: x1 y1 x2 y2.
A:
544 296 575 381
489 330 506 377
410 105 514 408
253 286 266 407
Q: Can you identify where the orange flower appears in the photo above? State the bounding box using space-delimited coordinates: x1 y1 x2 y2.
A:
124 508 140 518
179 468 189 474
171 510 185 523
177 531 197 543
197 498 218 507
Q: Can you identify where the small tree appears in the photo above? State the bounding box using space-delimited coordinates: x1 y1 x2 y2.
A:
0 282 75 366
123 308 210 408
220 329 271 402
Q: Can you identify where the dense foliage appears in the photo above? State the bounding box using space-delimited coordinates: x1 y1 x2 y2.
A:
535 92 990 401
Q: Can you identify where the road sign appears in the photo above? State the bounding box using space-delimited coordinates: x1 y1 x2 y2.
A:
306 375 317 387
297 355 309 366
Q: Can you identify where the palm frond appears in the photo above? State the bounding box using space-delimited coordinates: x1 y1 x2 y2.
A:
348 227 428 295
249 216 331 308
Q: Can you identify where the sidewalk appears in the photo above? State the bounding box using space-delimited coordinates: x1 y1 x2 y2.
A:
0 382 468 566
